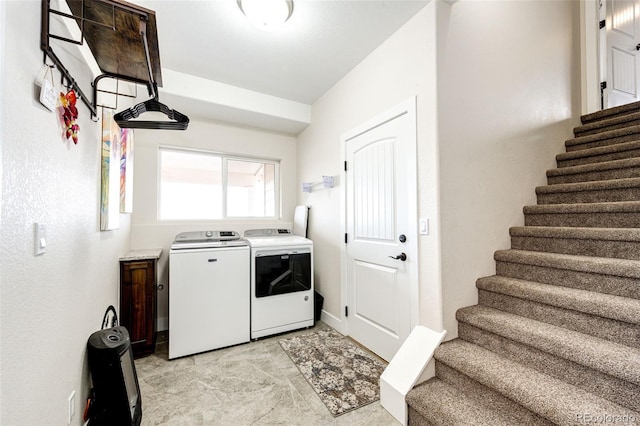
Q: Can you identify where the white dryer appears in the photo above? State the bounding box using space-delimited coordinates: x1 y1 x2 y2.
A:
244 229 314 339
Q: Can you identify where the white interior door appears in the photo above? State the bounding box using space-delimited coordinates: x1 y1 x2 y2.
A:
606 0 640 107
343 99 418 362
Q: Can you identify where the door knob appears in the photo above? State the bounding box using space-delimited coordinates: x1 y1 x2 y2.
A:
389 253 407 261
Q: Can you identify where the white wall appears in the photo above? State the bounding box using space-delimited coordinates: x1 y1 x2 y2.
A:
297 0 581 341
1 2 131 425
0 0 5 251
297 3 444 332
438 0 581 338
130 119 297 330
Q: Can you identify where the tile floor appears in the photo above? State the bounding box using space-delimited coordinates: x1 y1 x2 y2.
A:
135 323 399 425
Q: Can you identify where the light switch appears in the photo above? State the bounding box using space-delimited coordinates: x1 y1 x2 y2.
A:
34 223 47 256
419 218 429 235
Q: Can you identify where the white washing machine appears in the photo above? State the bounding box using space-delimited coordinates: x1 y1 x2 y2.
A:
244 229 314 339
169 230 249 359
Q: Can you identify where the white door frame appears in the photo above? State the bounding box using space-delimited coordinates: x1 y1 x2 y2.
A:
338 97 419 338
581 0 603 114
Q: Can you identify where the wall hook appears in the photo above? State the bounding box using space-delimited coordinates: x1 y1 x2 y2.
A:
302 176 335 193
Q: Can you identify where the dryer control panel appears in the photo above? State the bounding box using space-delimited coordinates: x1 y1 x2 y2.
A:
244 229 292 237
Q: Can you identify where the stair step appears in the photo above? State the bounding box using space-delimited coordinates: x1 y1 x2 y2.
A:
478 288 640 350
565 125 640 152
574 111 640 137
557 140 640 168
523 200 640 228
477 275 640 328
538 177 640 205
457 317 640 411
494 249 640 299
459 324 640 414
457 305 640 386
406 378 544 426
509 226 640 259
433 362 555 426
434 339 640 424
581 100 640 125
546 157 640 184
535 177 640 204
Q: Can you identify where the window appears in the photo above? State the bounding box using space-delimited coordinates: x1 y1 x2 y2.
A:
159 148 279 220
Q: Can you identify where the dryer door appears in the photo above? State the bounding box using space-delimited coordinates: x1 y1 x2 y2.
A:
254 250 311 297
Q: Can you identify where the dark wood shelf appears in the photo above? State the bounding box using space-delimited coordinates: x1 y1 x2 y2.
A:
42 0 164 117
66 0 163 87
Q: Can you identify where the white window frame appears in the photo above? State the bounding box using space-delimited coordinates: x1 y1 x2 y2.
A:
157 146 281 221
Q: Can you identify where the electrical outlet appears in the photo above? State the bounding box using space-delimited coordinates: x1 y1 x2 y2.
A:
67 390 75 425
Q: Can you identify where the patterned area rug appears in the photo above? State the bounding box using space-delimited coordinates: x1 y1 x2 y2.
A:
279 328 387 416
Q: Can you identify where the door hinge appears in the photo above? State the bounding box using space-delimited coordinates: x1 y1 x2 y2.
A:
599 19 606 29
344 233 348 244
344 161 348 172
345 306 349 317
601 81 607 90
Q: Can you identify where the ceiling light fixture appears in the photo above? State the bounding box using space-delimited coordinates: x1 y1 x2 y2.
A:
237 0 293 32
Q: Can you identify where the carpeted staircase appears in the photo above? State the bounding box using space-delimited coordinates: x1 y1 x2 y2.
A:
406 102 640 425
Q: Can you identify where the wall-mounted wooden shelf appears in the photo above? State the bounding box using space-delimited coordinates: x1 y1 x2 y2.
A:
41 0 163 119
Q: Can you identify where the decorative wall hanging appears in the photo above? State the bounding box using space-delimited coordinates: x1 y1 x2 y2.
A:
100 109 121 231
60 89 79 144
38 65 57 111
119 125 134 214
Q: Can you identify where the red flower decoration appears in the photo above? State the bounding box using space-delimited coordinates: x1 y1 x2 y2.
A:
60 90 79 144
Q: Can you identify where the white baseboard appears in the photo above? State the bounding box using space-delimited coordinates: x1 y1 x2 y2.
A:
320 309 346 334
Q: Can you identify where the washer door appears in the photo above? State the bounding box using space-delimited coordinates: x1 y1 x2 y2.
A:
169 247 250 358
